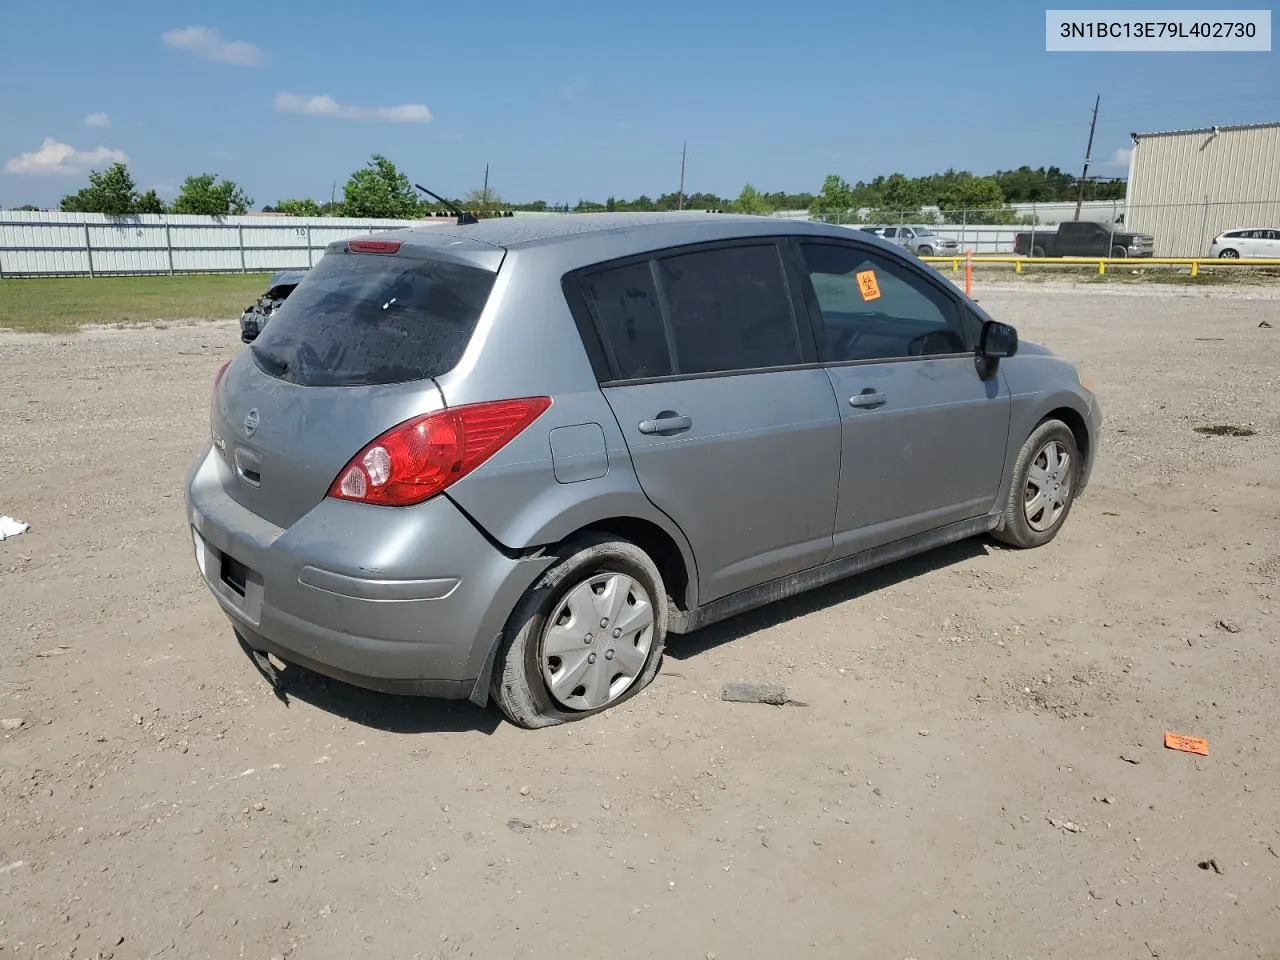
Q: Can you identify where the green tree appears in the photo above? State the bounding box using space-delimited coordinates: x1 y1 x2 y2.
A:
342 154 418 219
810 174 855 218
59 162 143 215
878 173 927 213
171 173 253 216
13 204 40 211
731 183 772 215
134 189 166 214
271 198 322 217
463 187 507 217
936 174 1018 224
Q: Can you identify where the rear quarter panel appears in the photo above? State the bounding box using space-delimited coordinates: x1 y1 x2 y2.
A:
436 245 701 606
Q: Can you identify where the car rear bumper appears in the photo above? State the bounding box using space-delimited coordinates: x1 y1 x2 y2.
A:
1081 392 1103 493
184 443 553 698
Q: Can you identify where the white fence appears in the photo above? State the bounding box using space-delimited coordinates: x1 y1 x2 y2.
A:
0 211 422 278
0 202 1136 275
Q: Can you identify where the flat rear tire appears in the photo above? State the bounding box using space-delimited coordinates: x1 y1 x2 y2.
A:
491 534 668 729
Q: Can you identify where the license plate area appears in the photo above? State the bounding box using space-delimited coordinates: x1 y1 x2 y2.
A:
193 527 265 624
221 555 251 597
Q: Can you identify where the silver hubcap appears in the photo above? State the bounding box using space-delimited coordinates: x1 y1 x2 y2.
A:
541 573 655 711
1024 440 1072 532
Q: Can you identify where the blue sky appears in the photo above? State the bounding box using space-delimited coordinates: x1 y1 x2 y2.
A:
1 0 1276 208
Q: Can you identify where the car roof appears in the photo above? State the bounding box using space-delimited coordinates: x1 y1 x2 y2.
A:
368 212 888 257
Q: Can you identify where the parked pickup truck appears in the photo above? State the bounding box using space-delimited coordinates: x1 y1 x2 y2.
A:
1014 220 1155 258
860 224 960 257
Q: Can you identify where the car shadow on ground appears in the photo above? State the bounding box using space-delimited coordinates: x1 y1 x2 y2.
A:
234 537 991 735
664 537 992 662
232 634 503 736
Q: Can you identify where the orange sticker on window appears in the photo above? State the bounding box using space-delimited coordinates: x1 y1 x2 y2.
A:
856 269 881 301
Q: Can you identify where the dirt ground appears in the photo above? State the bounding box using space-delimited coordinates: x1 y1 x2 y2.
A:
2 280 1279 960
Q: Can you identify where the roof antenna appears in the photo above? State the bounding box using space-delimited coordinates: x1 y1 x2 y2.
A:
414 184 479 225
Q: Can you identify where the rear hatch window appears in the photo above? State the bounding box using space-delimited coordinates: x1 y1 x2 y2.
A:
249 250 497 387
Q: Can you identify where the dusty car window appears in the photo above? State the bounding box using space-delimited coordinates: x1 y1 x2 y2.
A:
799 243 967 362
656 244 802 375
581 262 673 380
249 251 496 387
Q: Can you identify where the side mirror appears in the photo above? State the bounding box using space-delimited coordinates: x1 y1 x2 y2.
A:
978 320 1018 358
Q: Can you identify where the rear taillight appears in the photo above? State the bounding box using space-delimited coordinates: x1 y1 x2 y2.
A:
328 397 553 507
348 239 402 255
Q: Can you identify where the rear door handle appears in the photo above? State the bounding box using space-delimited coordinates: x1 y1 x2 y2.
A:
849 391 887 409
638 414 692 435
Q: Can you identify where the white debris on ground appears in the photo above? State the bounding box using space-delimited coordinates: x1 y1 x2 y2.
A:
0 515 30 540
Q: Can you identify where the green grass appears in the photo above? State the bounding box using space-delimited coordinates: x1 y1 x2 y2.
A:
0 274 273 334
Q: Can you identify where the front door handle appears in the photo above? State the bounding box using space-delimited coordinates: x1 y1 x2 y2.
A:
849 390 887 409
638 414 692 435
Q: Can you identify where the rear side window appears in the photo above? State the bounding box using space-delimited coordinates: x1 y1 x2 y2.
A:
249 251 496 387
580 262 672 380
655 244 801 375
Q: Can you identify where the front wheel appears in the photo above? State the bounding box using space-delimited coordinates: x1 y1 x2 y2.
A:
918 246 934 256
991 419 1082 549
1110 245 1128 258
491 534 668 729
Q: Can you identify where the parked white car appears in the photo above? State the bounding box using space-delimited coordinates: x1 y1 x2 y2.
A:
1209 228 1280 259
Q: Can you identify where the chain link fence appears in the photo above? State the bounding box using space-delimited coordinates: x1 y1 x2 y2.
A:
812 199 1280 258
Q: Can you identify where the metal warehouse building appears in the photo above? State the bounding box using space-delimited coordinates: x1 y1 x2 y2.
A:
1125 121 1280 257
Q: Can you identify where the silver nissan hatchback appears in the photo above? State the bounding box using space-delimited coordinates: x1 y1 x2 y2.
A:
186 212 1101 728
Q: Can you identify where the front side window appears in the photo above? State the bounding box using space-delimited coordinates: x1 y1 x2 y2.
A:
798 243 968 362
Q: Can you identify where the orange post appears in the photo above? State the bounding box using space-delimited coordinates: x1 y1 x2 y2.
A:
964 248 973 297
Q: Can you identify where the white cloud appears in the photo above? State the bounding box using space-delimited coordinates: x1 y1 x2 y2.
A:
84 112 111 127
274 92 432 123
4 138 129 176
1103 146 1132 169
162 26 264 66
561 80 589 101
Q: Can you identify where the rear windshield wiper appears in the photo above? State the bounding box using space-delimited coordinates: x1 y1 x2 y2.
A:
251 344 290 375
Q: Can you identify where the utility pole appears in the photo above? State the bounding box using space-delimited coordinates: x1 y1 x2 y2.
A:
677 142 687 210
481 163 490 216
1074 94 1100 221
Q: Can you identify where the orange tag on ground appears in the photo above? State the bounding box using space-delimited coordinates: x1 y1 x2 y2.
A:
1164 732 1209 756
856 269 881 301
